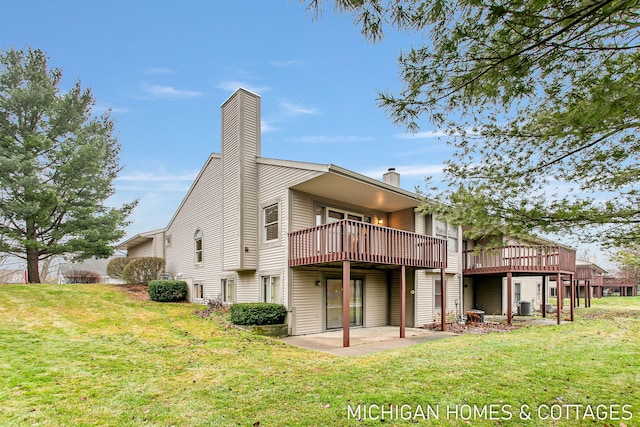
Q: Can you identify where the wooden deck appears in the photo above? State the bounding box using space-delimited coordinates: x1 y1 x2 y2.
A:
463 245 576 275
289 219 447 269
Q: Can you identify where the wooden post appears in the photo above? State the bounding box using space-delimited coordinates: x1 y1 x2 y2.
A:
569 274 575 322
440 268 446 332
556 273 562 325
507 272 513 326
400 265 406 338
342 260 350 348
542 276 547 318
576 279 580 307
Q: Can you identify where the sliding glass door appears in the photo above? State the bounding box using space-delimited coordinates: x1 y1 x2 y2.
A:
326 278 363 329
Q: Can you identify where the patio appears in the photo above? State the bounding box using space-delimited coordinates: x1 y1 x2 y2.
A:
281 326 457 356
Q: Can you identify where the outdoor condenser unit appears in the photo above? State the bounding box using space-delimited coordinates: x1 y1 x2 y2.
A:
517 301 532 316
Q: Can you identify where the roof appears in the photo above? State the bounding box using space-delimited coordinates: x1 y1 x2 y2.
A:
115 228 166 250
575 258 608 274
258 158 423 211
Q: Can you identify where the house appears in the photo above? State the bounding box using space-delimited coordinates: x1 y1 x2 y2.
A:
572 258 607 306
593 276 638 298
117 88 461 347
462 235 577 324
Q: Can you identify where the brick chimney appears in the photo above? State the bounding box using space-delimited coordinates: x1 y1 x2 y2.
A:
383 167 400 187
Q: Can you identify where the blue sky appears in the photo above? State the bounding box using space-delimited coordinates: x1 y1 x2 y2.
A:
3 0 452 238
2 1 609 267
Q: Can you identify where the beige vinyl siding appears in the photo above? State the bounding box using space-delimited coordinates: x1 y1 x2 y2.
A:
414 271 434 326
446 274 461 321
222 94 241 271
127 231 165 258
128 240 153 258
388 208 415 232
235 271 259 303
502 275 542 314
415 272 462 325
363 271 388 327
240 94 259 269
258 165 323 311
290 190 316 232
390 269 415 327
221 89 260 271
291 269 324 335
164 156 222 303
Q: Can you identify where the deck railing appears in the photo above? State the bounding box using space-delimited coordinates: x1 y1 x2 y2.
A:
575 265 593 280
289 219 447 269
463 245 576 274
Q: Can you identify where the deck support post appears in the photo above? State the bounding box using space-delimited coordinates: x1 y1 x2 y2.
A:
569 274 575 322
542 276 547 318
342 260 350 348
507 272 513 326
556 273 562 325
576 279 580 307
440 267 446 332
400 265 406 338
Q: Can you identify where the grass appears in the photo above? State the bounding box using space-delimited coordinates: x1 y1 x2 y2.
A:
1 284 638 426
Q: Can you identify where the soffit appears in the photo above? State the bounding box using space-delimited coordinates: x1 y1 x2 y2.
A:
290 172 420 212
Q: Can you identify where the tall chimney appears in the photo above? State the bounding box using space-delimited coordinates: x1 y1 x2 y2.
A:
383 167 400 187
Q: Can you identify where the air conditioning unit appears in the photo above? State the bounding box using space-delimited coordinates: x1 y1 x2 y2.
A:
517 301 532 315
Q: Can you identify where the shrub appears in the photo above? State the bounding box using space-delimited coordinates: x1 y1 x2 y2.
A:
148 280 187 302
63 269 102 284
106 257 130 279
122 257 165 285
229 303 287 326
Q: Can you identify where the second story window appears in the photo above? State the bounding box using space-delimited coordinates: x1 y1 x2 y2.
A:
264 203 279 242
435 220 458 253
194 230 203 263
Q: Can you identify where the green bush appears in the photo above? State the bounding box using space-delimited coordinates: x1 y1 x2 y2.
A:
148 280 187 302
106 257 130 279
122 257 165 285
230 303 287 326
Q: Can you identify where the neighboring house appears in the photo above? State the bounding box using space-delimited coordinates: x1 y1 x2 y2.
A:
593 276 638 298
462 235 577 324
117 89 461 347
58 257 124 284
572 259 607 306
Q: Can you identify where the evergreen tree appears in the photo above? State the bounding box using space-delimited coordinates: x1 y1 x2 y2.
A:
0 47 137 282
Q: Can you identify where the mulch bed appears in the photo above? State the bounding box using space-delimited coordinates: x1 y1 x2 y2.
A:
424 321 521 334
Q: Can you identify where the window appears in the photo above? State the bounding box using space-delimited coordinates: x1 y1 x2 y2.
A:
550 287 557 297
434 279 446 310
536 283 541 302
222 278 235 303
264 204 279 242
193 281 204 300
262 275 280 303
515 283 521 302
194 230 203 263
165 234 172 246
435 220 458 252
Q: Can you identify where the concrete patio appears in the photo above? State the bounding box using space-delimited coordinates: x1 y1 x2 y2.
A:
281 326 457 357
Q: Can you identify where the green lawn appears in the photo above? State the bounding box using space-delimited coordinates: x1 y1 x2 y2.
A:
1 285 638 426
